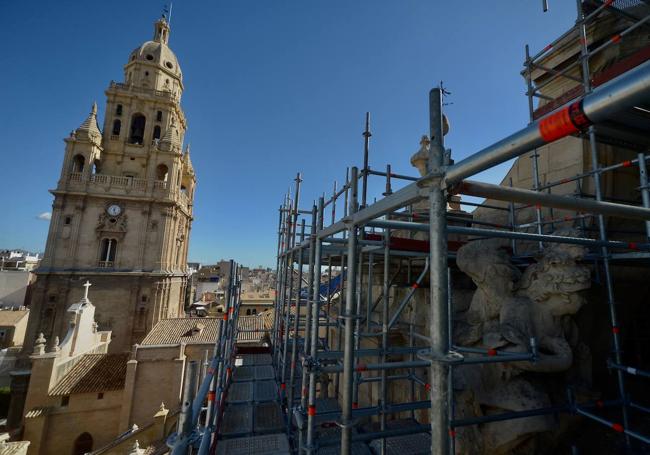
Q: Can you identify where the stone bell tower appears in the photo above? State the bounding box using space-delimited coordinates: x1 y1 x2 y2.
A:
22 15 195 356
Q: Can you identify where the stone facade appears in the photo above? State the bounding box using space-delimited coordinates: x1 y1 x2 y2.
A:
10 15 196 437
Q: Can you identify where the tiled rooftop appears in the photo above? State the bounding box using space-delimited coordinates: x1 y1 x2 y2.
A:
49 353 129 396
141 317 220 345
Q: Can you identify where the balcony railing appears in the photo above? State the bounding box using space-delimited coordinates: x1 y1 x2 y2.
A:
108 81 177 101
65 173 191 211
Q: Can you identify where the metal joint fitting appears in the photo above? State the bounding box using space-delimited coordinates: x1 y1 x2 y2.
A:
417 348 462 365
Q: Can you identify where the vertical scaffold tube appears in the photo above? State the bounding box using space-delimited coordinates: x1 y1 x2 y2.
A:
341 167 359 455
306 197 324 454
287 219 306 436
298 204 318 453
428 88 450 455
272 205 285 370
380 227 391 455
638 152 650 241
576 0 630 445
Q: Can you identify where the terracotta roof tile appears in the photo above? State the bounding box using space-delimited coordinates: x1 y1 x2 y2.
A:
25 406 51 418
49 353 129 396
140 318 220 346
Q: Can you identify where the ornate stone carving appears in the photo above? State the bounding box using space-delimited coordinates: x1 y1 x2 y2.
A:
32 333 46 356
453 234 591 454
96 212 127 238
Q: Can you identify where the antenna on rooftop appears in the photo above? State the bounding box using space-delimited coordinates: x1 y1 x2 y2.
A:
439 81 453 106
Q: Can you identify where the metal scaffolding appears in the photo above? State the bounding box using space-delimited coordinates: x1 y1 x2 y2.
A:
169 260 244 455
272 2 650 454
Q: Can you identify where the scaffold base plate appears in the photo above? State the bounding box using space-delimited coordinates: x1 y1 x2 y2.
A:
216 433 290 455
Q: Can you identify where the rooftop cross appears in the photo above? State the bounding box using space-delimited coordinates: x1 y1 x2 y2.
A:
83 280 92 301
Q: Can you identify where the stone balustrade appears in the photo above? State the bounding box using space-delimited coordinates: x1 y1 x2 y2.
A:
108 81 178 102
63 173 191 212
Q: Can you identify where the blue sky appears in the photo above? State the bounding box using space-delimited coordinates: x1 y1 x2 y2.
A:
0 1 576 267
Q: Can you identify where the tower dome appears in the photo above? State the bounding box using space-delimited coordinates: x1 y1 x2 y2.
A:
124 17 183 93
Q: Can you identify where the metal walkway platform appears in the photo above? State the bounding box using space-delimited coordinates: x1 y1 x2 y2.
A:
216 433 291 455
218 353 290 453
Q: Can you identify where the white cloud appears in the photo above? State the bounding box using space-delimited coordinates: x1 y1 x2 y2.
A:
37 212 52 221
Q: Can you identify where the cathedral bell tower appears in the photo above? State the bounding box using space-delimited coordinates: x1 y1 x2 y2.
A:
24 15 195 355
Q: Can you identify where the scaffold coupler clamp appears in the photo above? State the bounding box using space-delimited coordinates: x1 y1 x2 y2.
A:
337 309 363 322
416 169 446 190
336 416 359 431
302 355 319 373
417 348 464 365
293 406 306 430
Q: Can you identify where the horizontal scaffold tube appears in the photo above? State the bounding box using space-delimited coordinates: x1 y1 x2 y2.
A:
366 219 650 251
445 60 650 185
458 180 650 221
319 359 430 373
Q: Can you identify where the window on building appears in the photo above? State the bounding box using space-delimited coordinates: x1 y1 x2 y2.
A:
64 216 72 225
73 432 93 455
0 330 7 342
156 111 163 122
92 159 101 175
61 396 70 407
153 125 161 141
71 155 85 173
99 238 117 267
252 308 257 315
128 114 146 145
112 119 121 136
156 164 168 182
246 309 251 315
97 392 104 400
115 104 122 116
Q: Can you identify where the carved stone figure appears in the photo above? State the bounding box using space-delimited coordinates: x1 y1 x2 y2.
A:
453 234 591 454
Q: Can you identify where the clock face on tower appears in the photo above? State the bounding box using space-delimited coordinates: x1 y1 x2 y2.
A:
106 204 122 217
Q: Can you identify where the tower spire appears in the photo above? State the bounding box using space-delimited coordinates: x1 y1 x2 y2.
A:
153 14 171 44
75 102 101 142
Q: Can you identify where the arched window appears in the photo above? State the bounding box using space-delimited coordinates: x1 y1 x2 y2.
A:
246 309 251 315
156 164 169 182
92 159 101 175
129 114 146 144
73 432 93 455
71 155 85 173
99 238 117 267
115 104 122 116
153 125 161 141
112 119 121 136
252 308 257 315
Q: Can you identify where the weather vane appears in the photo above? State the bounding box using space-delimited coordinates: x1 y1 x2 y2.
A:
163 3 173 24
